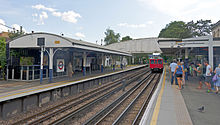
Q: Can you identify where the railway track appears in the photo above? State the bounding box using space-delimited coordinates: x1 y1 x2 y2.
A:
84 73 161 125
49 70 150 125
114 73 161 125
11 67 149 125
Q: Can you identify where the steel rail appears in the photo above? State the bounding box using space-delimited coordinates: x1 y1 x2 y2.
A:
113 74 160 125
83 73 153 125
40 69 150 125
12 68 148 125
132 73 161 125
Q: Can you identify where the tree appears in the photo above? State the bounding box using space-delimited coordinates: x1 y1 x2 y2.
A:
9 29 25 39
187 19 212 37
158 21 192 39
121 36 132 42
104 28 120 45
0 37 6 76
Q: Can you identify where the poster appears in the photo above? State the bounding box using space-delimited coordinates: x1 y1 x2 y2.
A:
57 59 65 72
20 57 34 65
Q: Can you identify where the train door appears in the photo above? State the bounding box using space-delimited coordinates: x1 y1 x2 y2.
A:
157 59 163 68
150 59 155 69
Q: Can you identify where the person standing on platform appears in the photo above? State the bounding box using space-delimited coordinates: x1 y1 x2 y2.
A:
193 62 204 89
204 61 212 92
181 62 185 86
169 59 178 85
189 64 192 76
68 62 73 78
173 61 184 90
214 64 220 94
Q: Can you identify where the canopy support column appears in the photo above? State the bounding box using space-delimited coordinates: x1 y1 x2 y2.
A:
49 48 53 83
101 53 104 72
83 52 87 76
208 35 214 67
40 47 44 83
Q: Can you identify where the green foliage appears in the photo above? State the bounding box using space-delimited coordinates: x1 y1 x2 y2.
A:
9 30 25 39
187 19 212 37
121 36 132 42
0 37 6 69
159 19 212 39
104 28 120 45
158 21 192 39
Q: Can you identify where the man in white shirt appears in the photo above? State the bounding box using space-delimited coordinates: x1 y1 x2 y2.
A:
204 61 212 92
169 59 178 85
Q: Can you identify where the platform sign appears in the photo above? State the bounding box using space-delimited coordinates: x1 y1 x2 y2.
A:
57 59 65 72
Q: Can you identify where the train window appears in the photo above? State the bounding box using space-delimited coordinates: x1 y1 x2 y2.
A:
150 60 154 64
158 60 163 64
155 60 157 64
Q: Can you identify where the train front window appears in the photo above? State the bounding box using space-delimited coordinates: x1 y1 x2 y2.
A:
150 60 154 64
158 60 162 64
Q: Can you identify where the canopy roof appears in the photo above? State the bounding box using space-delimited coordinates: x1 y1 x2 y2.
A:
9 32 131 56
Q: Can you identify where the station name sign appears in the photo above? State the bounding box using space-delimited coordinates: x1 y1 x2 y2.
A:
175 41 182 44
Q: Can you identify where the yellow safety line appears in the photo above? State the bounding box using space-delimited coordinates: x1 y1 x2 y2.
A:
150 68 166 125
0 78 83 98
0 73 110 99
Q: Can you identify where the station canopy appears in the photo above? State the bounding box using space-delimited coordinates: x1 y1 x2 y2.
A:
9 32 131 56
106 37 162 54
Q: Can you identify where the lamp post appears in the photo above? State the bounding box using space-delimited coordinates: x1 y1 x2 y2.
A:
37 38 45 84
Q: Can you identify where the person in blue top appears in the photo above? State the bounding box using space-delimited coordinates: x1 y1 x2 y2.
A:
181 62 185 86
173 61 185 90
169 59 178 85
214 64 220 94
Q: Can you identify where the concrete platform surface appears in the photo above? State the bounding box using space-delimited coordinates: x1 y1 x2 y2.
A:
141 67 193 125
0 68 121 93
181 76 220 125
0 65 144 102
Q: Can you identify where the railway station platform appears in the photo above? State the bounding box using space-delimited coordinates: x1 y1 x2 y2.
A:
0 65 146 119
0 67 124 94
141 66 220 125
140 67 193 125
0 65 139 98
181 75 220 125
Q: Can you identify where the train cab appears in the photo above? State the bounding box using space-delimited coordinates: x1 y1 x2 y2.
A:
149 53 163 73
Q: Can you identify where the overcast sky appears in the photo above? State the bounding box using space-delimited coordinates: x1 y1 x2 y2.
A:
0 0 220 44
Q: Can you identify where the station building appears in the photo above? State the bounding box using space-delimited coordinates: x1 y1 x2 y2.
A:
106 38 162 64
107 34 220 69
212 20 220 37
7 32 131 82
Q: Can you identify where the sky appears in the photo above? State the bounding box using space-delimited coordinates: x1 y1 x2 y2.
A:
0 0 220 44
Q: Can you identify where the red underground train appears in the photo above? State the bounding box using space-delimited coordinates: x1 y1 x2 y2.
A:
149 53 163 73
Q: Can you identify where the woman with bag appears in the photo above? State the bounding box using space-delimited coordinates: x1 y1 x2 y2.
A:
173 61 185 90
214 64 220 94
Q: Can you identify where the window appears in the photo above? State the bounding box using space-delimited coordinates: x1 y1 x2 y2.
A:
158 60 163 64
150 60 154 64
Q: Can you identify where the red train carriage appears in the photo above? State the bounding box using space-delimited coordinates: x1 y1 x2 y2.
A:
149 58 163 73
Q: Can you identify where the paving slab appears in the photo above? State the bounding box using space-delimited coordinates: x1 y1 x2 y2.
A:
140 67 193 125
181 76 220 125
